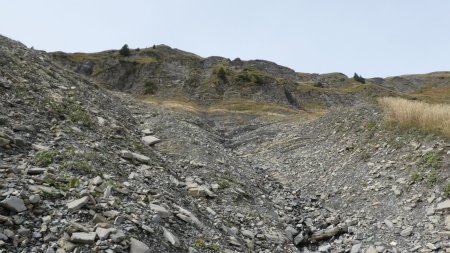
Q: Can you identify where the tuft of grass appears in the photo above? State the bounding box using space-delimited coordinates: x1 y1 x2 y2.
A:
426 169 439 187
366 120 376 130
61 160 97 175
419 151 441 169
410 172 423 182
443 182 450 197
378 97 450 136
192 239 219 251
34 151 58 167
123 56 157 64
50 99 94 128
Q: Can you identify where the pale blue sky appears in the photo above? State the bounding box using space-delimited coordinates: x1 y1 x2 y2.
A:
1 0 449 77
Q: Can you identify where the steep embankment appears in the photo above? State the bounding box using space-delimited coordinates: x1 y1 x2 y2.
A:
0 35 309 253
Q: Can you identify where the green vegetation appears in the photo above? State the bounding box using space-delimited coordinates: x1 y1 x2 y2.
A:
410 172 423 182
213 66 227 82
59 148 101 176
192 239 220 251
119 44 130 57
61 160 96 175
426 168 439 187
218 178 232 190
144 80 158 95
121 56 157 64
34 150 58 167
366 120 376 130
52 51 110 62
50 99 95 128
443 182 450 197
353 73 366 84
419 151 441 169
235 69 265 85
132 141 145 153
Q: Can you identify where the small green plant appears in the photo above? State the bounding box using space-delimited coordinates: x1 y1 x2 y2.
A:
49 99 94 128
69 104 94 127
366 121 376 130
420 151 441 169
133 142 145 153
218 179 231 190
34 150 57 167
192 239 219 251
68 178 80 188
443 182 450 197
62 160 96 175
410 172 423 182
426 168 439 187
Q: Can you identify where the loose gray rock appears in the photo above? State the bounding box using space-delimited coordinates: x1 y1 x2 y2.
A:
96 227 113 240
1 196 27 212
130 238 151 253
163 228 180 248
70 232 96 244
66 196 89 211
436 200 450 211
350 243 362 253
27 167 47 175
400 226 413 237
149 203 171 218
142 135 161 146
110 230 126 243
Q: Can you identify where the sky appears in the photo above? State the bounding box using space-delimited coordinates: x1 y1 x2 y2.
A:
1 0 450 77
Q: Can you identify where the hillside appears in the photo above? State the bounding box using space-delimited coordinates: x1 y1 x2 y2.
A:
51 46 401 112
1 35 449 253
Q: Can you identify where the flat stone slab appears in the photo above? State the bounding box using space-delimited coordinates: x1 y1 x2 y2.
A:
436 200 450 211
1 196 27 212
130 238 151 253
70 232 96 244
96 227 114 240
142 136 161 146
149 204 171 218
67 196 89 211
27 167 47 175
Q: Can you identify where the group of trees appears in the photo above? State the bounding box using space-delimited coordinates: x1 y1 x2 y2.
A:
353 73 366 84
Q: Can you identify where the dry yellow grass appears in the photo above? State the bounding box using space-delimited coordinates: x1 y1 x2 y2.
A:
379 97 450 136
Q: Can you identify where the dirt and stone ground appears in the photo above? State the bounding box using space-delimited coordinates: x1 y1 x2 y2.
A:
1 35 449 253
